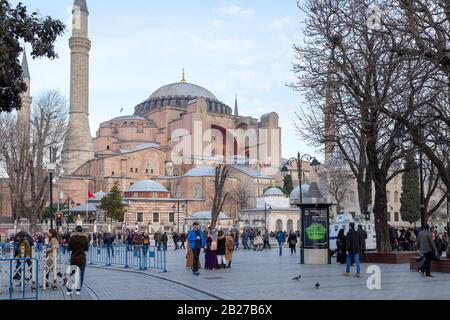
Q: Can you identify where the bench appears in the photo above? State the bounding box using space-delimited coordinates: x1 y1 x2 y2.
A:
410 257 450 274
366 251 418 264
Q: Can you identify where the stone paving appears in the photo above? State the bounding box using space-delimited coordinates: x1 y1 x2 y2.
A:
16 247 450 300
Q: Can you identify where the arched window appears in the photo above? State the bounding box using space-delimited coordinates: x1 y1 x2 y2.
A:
349 191 356 203
386 191 391 203
176 185 182 198
394 191 399 203
106 145 110 151
193 184 203 199
276 220 283 232
287 220 293 233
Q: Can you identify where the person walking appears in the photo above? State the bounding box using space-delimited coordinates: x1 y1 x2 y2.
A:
288 230 297 255
104 232 116 261
188 222 206 276
45 229 60 290
336 228 346 264
233 231 239 251
263 231 271 250
225 232 234 268
357 225 368 263
417 224 438 278
242 230 249 250
162 232 168 251
67 226 89 296
343 223 362 278
179 233 186 249
254 231 263 251
13 233 36 291
275 230 286 256
205 230 218 270
216 230 227 268
173 232 179 251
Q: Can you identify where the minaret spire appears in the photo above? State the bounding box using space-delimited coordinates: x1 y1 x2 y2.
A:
234 94 239 117
181 68 187 83
62 0 94 175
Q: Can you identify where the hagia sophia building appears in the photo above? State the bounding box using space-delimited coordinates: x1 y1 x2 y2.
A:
43 0 283 232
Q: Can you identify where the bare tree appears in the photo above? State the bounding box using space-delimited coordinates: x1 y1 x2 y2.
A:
210 164 230 230
291 0 428 251
319 164 353 214
0 90 67 232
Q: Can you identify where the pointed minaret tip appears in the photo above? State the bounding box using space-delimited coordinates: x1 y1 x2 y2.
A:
180 68 187 83
234 94 239 117
74 0 89 14
21 50 30 79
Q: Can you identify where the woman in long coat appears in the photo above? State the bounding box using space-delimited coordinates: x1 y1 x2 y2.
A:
225 232 234 268
336 228 347 264
287 231 297 255
205 230 218 270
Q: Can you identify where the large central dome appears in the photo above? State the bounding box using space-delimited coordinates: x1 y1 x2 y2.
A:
134 75 232 117
150 82 218 101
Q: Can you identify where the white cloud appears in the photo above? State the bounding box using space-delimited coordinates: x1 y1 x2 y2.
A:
229 69 255 82
237 56 257 66
214 6 255 19
271 16 291 29
213 19 223 28
189 34 253 54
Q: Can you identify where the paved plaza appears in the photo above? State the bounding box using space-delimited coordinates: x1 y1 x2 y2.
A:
35 248 450 300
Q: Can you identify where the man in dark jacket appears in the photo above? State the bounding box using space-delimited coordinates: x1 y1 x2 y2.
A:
416 224 437 277
162 232 168 251
344 223 361 277
357 225 368 263
67 226 89 296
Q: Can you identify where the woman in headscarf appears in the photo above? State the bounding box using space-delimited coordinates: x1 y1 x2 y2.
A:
205 229 218 270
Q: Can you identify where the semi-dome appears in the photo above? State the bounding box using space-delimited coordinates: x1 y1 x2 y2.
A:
128 180 169 193
150 82 218 101
264 187 285 197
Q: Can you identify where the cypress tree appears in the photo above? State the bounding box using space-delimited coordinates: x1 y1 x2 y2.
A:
400 154 421 224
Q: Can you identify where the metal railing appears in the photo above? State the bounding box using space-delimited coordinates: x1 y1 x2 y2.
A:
85 244 167 272
0 246 39 301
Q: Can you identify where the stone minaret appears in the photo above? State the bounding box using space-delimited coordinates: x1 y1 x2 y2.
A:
62 0 94 175
234 94 239 117
17 51 32 134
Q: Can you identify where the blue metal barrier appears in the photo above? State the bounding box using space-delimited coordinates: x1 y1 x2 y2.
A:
58 244 167 272
0 257 39 300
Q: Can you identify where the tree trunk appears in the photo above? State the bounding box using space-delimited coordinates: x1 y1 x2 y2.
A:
373 181 391 253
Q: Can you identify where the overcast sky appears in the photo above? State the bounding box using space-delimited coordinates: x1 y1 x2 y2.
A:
12 0 320 160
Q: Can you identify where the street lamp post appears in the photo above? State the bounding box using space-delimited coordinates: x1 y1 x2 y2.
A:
264 203 272 232
172 201 186 234
47 146 57 230
281 152 321 264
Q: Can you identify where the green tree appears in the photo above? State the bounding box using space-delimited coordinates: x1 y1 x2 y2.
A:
400 154 421 224
0 0 65 113
100 181 125 222
41 203 58 221
283 175 294 195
